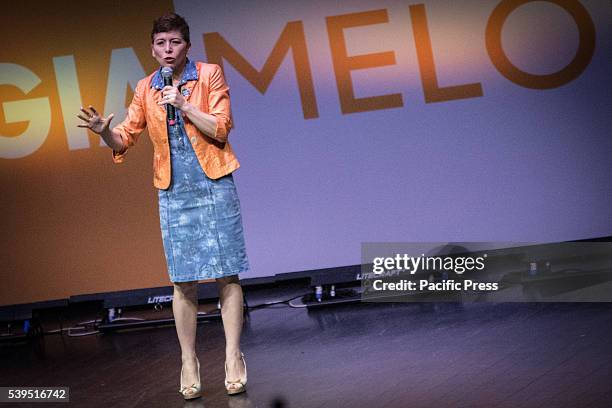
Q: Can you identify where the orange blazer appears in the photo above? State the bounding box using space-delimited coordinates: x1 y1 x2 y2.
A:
111 62 239 189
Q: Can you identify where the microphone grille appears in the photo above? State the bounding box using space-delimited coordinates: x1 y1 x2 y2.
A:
161 66 173 78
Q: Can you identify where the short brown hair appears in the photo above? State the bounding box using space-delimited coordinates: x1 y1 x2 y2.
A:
151 13 190 43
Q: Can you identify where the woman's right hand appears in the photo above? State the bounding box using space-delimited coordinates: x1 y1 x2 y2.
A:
77 105 114 135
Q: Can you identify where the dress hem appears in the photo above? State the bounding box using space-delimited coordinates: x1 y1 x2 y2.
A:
169 268 249 283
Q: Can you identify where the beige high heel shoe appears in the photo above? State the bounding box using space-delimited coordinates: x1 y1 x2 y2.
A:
224 352 247 395
179 358 201 400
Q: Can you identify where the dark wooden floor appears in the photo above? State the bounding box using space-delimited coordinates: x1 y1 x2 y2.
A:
2 298 612 408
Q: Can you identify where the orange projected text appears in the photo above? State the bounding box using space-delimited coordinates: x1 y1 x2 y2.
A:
202 0 595 115
0 0 597 159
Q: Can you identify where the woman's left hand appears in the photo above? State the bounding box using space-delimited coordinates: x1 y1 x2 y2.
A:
159 85 187 110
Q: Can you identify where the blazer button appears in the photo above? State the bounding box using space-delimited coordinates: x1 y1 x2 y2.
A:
190 136 197 145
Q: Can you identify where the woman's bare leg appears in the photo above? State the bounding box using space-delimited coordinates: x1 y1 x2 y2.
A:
217 275 246 389
173 281 199 390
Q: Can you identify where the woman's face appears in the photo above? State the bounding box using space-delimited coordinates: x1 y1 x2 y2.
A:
151 30 190 70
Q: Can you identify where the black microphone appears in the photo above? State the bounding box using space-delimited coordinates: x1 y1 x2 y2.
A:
160 67 176 125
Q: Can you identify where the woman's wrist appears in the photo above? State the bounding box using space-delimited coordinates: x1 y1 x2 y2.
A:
181 102 195 115
102 128 124 152
180 102 219 140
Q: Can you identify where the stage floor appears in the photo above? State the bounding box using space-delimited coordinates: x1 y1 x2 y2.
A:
2 299 612 407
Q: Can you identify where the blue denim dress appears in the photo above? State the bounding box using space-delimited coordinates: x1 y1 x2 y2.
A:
157 114 250 282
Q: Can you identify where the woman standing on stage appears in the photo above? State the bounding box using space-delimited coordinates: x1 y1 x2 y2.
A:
77 13 249 400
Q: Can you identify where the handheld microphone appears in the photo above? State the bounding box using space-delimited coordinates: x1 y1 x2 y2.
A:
160 67 176 125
